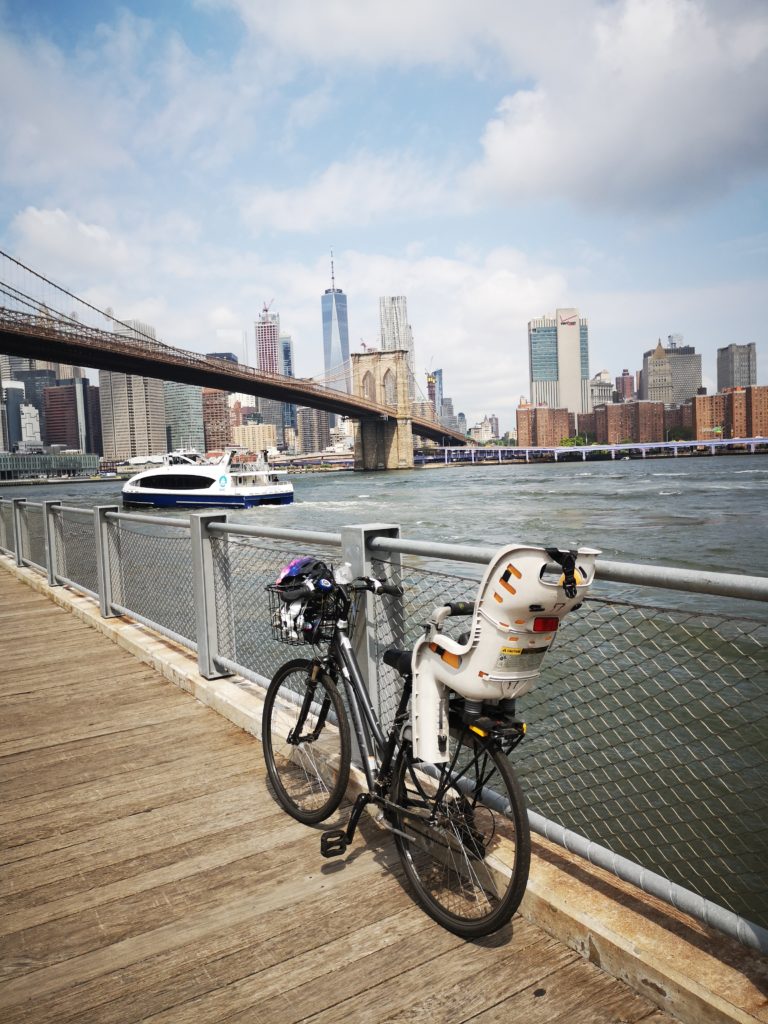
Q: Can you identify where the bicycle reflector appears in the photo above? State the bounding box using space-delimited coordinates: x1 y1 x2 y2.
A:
533 616 560 632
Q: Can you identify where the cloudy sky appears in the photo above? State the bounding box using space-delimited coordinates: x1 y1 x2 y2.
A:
1 0 766 430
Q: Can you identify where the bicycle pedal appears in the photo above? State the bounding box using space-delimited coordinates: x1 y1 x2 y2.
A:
320 829 348 858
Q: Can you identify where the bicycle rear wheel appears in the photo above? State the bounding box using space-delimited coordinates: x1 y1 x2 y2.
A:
390 727 530 938
262 658 351 825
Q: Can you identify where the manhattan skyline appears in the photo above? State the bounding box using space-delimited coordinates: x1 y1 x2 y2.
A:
0 0 766 428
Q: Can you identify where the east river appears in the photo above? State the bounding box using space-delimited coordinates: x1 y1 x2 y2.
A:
5 451 767 578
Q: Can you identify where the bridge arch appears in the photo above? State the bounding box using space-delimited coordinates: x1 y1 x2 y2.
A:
361 370 376 403
383 368 397 408
351 349 414 470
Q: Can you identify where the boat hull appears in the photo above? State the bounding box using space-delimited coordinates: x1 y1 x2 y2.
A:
122 490 294 509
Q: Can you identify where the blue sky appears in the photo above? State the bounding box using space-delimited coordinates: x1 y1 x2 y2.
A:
1 0 766 430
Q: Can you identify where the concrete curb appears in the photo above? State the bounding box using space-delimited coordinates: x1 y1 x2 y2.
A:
3 557 766 1024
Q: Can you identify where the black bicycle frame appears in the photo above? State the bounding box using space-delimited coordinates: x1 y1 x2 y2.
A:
329 623 409 793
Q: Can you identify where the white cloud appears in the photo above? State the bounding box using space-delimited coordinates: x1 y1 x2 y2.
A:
0 10 275 198
242 153 457 233
0 34 132 189
211 0 768 212
467 0 768 210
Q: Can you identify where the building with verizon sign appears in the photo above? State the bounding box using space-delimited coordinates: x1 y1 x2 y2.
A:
528 308 591 415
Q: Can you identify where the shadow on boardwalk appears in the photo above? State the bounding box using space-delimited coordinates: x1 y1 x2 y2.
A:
0 567 672 1024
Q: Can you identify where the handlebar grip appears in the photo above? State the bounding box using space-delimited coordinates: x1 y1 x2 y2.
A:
447 601 475 616
278 581 315 602
377 583 403 596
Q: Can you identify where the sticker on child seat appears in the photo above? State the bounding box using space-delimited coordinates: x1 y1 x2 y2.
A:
494 646 546 671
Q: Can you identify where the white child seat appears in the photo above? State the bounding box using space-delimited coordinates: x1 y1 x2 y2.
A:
411 543 599 762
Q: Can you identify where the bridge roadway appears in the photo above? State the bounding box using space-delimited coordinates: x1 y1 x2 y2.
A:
0 565 672 1024
0 308 466 448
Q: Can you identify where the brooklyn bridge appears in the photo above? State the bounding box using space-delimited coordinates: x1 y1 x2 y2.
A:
0 251 467 470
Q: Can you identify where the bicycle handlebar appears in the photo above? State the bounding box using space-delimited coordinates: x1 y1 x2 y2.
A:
446 601 475 616
276 576 402 603
353 577 403 597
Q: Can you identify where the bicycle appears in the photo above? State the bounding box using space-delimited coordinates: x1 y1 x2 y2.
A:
261 545 597 939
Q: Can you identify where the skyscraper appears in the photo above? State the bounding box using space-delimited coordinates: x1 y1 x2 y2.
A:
202 388 232 451
615 369 634 401
255 305 280 373
255 303 287 446
297 406 331 454
528 308 590 414
164 381 205 451
99 371 166 460
379 296 416 398
641 342 673 404
43 378 101 453
280 333 297 435
100 321 166 460
640 337 701 404
321 254 350 393
717 343 757 391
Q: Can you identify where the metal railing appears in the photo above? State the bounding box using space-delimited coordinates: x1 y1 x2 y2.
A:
1 495 766 954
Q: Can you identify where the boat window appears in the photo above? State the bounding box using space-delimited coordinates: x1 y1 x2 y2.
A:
137 474 215 490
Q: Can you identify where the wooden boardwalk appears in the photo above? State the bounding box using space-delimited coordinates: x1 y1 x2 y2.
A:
0 567 673 1023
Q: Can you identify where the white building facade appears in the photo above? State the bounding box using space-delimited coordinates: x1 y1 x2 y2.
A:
528 308 590 414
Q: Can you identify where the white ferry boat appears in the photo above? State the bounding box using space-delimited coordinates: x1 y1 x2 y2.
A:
122 449 294 509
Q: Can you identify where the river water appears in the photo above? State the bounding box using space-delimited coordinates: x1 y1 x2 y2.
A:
5 451 767 577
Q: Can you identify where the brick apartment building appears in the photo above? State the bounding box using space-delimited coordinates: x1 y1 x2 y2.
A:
588 401 665 444
202 388 232 451
516 404 572 447
692 386 768 440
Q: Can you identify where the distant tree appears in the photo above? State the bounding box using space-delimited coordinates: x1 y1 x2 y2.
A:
559 435 587 447
668 426 693 441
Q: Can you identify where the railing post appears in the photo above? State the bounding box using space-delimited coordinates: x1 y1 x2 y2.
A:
190 511 233 680
94 505 119 617
42 500 62 586
340 523 402 717
11 498 27 567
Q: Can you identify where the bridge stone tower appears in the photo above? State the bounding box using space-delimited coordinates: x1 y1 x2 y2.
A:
351 349 414 470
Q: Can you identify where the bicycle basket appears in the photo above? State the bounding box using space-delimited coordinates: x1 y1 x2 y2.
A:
267 583 339 645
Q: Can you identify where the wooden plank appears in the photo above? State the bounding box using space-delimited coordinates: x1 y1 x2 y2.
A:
0 566 677 1024
0 744 255 826
8 864 404 1024
471 956 660 1023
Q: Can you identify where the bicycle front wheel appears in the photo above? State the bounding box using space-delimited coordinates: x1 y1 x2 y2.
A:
390 728 530 938
262 658 351 825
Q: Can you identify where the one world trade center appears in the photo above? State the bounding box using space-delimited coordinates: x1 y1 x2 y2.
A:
321 252 351 396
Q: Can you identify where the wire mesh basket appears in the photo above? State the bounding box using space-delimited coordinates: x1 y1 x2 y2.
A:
266 583 342 645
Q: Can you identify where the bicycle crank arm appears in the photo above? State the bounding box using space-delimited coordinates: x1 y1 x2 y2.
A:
320 791 372 858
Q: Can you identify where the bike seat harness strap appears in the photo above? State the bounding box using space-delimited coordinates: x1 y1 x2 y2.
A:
545 547 578 599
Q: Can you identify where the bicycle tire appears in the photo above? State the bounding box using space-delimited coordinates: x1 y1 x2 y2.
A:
390 728 531 938
262 657 352 825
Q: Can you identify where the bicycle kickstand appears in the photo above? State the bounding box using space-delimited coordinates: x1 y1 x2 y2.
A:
320 792 372 858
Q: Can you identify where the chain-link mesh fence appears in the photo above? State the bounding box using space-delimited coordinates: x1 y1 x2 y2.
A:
368 552 768 931
2 501 765 937
106 518 196 645
18 502 46 571
211 535 342 682
0 500 12 554
53 508 98 595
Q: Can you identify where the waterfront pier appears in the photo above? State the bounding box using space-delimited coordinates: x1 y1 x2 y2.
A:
0 566 682 1024
1 498 767 1022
